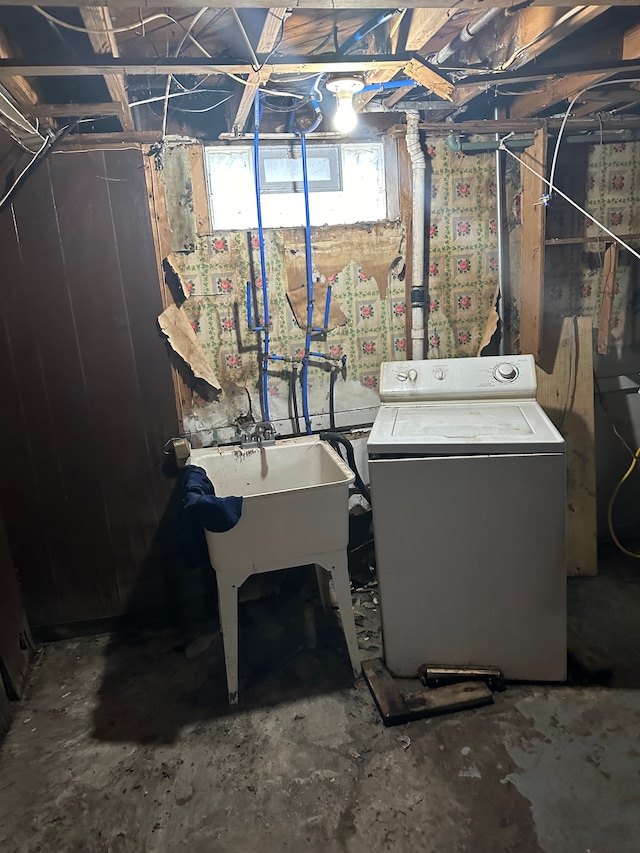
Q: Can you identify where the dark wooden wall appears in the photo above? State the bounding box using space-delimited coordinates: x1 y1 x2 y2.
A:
0 148 180 630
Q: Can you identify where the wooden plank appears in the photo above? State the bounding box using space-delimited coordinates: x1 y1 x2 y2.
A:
0 57 410 78
510 72 612 120
231 8 288 133
597 243 618 355
143 145 190 434
403 681 494 717
405 8 451 50
49 150 160 614
362 658 411 726
403 57 454 102
506 6 607 71
24 102 124 118
79 6 135 132
519 126 547 360
536 316 597 577
187 144 211 236
104 148 180 610
546 232 640 247
1 160 119 626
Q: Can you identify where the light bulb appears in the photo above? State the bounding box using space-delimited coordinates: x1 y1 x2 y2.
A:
334 93 358 134
326 76 364 135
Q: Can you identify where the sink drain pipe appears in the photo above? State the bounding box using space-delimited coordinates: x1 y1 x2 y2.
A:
320 432 371 506
406 110 426 361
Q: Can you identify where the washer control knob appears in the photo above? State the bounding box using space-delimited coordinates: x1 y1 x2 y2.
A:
408 368 418 382
434 368 446 381
396 372 408 382
495 362 517 381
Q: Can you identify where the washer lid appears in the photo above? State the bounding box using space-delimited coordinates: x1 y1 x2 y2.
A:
367 401 565 455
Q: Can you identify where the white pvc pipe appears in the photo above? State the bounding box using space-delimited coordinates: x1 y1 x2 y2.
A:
405 110 426 361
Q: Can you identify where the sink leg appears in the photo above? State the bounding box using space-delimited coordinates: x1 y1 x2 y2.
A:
315 564 331 612
323 553 361 679
216 574 240 705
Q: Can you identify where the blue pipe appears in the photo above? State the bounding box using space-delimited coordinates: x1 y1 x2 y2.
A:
339 10 399 54
299 132 314 435
252 89 270 423
323 283 332 330
360 79 417 94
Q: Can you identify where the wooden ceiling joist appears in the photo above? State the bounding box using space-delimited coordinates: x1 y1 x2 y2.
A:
356 10 452 111
510 22 640 119
23 102 125 118
231 7 288 134
0 56 411 78
79 6 134 132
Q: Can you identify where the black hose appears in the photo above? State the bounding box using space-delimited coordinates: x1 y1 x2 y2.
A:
290 365 301 435
329 368 337 430
320 431 371 506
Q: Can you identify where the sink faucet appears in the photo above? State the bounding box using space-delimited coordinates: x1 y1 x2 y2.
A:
241 421 276 447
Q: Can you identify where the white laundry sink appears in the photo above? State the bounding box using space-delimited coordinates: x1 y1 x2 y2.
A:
189 437 355 574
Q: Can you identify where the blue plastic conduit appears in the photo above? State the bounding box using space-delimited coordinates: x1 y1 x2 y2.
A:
252 89 270 423
360 79 417 94
299 132 314 435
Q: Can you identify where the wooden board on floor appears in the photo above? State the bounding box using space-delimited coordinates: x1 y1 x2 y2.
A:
362 658 494 727
536 316 597 576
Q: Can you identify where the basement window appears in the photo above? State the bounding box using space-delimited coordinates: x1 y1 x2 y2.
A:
204 141 395 230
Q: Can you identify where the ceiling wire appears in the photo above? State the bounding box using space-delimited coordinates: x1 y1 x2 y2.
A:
230 8 260 70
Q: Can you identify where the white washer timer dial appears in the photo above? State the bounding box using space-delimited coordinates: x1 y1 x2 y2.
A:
494 362 518 381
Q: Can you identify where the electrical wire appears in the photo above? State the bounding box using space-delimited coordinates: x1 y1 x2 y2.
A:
0 134 49 210
498 136 640 262
549 78 640 197
162 7 208 139
34 5 195 36
593 373 640 558
608 447 640 558
230 7 260 70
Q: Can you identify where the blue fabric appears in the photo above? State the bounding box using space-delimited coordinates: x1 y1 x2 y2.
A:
177 465 243 568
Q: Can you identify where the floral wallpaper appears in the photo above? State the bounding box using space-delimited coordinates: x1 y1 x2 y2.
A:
424 138 502 357
170 224 407 421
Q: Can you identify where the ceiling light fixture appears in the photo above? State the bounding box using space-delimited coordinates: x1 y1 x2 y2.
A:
326 76 365 134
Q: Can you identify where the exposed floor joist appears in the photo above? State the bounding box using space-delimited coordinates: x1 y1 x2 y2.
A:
0 56 412 77
356 9 451 111
231 8 288 134
79 6 134 132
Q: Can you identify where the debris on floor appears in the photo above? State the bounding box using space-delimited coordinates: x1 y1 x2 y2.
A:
362 658 495 727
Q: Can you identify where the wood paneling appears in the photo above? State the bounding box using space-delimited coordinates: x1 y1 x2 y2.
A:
537 317 598 577
0 148 179 628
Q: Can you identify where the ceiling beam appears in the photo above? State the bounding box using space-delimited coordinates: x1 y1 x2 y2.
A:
0 0 625 7
79 6 134 132
510 23 640 119
231 8 288 134
501 5 608 71
356 9 452 110
23 102 124 117
405 9 452 51
0 56 411 78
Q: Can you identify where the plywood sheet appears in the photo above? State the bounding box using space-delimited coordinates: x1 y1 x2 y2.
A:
158 303 221 390
537 316 597 576
282 223 404 300
286 281 347 332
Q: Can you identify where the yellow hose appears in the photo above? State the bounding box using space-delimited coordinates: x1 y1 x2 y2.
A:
608 446 640 558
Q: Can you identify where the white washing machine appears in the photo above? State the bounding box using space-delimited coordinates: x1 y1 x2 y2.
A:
367 354 566 682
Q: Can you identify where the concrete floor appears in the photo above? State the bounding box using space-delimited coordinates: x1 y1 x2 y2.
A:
1 548 640 853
